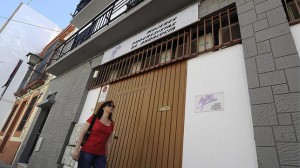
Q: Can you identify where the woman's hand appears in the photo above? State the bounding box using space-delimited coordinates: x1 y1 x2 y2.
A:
72 149 80 161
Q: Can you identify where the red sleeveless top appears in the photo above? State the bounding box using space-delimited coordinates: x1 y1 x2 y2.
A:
81 115 114 155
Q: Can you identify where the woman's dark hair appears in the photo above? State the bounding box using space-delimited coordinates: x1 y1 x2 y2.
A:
95 100 114 121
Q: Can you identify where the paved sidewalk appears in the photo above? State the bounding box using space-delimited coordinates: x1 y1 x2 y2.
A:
0 161 13 168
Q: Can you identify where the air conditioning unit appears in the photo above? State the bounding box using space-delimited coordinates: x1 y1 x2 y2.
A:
219 22 241 45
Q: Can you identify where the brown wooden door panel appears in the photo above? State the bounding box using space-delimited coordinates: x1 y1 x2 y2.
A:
106 62 186 168
0 100 27 152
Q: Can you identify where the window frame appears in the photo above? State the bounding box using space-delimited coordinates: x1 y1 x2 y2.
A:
89 5 242 89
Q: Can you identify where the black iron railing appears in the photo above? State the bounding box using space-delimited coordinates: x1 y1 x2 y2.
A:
27 59 48 84
72 0 92 17
27 43 57 84
51 0 144 63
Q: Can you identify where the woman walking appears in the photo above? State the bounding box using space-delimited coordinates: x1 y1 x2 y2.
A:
72 100 115 168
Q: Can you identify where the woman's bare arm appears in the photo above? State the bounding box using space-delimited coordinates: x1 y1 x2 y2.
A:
72 122 90 160
106 132 114 157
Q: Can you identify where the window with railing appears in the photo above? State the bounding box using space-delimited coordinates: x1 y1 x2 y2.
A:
1 104 18 132
51 0 144 62
14 41 60 97
16 96 38 131
89 5 241 89
16 70 31 93
282 0 300 25
27 42 59 85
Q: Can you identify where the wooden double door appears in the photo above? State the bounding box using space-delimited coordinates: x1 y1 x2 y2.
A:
105 62 187 168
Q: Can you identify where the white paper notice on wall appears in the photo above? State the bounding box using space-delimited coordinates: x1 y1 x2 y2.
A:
98 85 109 102
195 92 224 112
34 137 44 151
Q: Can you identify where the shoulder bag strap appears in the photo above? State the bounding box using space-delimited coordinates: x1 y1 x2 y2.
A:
86 115 97 133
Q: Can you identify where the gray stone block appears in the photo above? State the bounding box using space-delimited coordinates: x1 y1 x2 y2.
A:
266 6 288 27
257 40 271 55
235 0 245 6
219 0 229 8
278 113 293 125
259 70 286 86
208 2 220 13
253 19 269 32
29 61 92 167
243 37 258 58
255 0 282 14
252 103 278 126
286 67 300 92
272 84 289 94
256 53 275 73
228 0 235 4
257 13 267 20
275 93 300 113
271 34 298 58
257 147 280 168
241 24 254 39
245 57 260 88
202 0 213 8
237 1 254 14
273 126 297 142
199 7 208 18
254 127 275 146
238 9 257 26
277 142 300 166
255 23 290 42
254 0 267 5
291 112 300 141
249 87 274 104
275 54 300 70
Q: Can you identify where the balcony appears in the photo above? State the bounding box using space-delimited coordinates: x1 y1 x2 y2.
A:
47 0 200 76
14 68 47 97
71 0 113 28
71 0 92 18
14 70 31 97
14 46 56 97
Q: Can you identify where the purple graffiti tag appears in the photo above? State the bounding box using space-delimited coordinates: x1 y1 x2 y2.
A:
111 44 122 60
196 94 217 111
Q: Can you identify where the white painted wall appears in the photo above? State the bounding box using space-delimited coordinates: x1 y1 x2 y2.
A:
77 88 101 123
291 24 300 58
183 45 258 168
